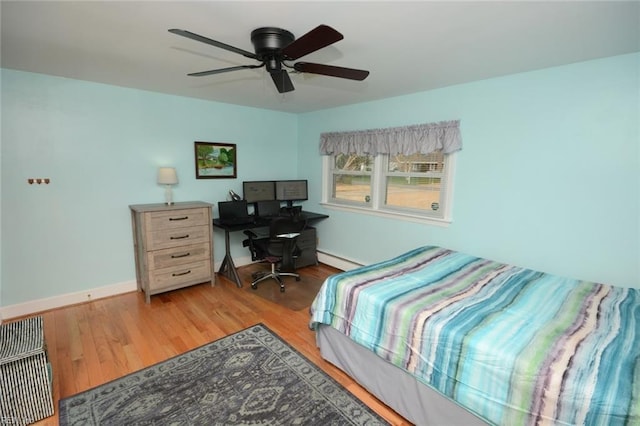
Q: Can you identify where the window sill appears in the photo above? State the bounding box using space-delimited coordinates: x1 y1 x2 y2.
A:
319 202 452 227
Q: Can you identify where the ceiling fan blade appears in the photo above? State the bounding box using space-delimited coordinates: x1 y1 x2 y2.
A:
293 62 369 81
270 70 295 93
281 25 343 60
187 64 264 77
169 29 258 60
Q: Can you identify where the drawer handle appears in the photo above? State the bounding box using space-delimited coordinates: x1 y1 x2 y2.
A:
171 252 191 259
169 216 189 221
172 270 192 277
170 235 189 240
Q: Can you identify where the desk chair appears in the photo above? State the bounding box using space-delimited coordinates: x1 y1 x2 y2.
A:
242 216 306 292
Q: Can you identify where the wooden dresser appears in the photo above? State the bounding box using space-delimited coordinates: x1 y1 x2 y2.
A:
130 201 214 303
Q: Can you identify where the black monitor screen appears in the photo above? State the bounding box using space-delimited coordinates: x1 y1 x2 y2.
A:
275 180 308 205
243 181 275 203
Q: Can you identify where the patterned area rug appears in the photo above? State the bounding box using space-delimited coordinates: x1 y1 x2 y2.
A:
59 324 388 425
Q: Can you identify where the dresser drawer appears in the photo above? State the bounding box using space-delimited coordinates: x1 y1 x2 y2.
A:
149 260 212 291
146 225 210 251
145 208 208 233
147 242 210 270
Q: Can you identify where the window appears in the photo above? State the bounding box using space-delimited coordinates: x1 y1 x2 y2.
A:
323 151 455 223
319 119 461 224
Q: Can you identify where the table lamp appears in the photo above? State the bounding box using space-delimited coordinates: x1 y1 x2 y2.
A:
157 167 178 205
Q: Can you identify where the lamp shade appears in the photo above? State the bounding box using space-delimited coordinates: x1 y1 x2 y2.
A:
157 167 178 185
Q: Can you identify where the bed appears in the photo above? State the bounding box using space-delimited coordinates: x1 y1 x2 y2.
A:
309 246 639 425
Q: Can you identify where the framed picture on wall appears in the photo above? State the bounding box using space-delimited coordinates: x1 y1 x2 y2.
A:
194 142 237 179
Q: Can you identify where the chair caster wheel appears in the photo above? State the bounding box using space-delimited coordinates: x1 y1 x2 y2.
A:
295 276 301 281
280 287 285 293
251 284 257 290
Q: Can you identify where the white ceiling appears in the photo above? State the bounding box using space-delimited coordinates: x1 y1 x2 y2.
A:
1 1 638 113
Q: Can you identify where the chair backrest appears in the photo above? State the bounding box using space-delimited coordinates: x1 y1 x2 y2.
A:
269 216 306 239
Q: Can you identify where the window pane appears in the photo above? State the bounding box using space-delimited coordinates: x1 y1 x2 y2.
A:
333 174 371 203
388 153 444 173
385 176 442 211
323 149 453 221
334 154 373 172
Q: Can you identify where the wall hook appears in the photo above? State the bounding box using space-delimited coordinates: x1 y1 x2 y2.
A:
27 178 51 184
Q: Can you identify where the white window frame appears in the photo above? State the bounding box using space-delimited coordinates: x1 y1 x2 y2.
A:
321 153 456 226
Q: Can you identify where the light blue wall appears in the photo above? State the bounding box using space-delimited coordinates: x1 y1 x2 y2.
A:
1 70 297 305
1 53 638 308
299 53 639 288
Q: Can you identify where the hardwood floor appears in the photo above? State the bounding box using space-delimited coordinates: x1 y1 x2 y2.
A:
21 263 411 425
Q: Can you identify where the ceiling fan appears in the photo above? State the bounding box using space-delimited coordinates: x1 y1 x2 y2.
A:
168 25 369 93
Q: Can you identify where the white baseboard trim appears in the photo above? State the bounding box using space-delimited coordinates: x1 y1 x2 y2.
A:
0 256 253 321
0 280 137 321
0 258 255 321
0 252 362 321
317 250 363 271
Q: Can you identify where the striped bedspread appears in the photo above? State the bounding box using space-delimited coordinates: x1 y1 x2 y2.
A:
309 246 639 425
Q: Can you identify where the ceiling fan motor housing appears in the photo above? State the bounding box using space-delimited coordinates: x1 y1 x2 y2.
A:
251 27 294 72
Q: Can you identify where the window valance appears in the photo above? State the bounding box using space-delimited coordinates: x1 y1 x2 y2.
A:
319 120 462 156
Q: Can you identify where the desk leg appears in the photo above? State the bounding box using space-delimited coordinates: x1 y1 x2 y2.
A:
217 229 242 287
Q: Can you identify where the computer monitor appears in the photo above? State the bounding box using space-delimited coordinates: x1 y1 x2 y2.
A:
275 180 308 207
243 181 275 203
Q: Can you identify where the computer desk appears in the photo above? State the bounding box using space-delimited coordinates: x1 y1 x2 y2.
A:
213 211 329 287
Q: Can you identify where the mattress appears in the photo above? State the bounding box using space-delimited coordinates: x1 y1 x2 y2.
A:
310 246 640 425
